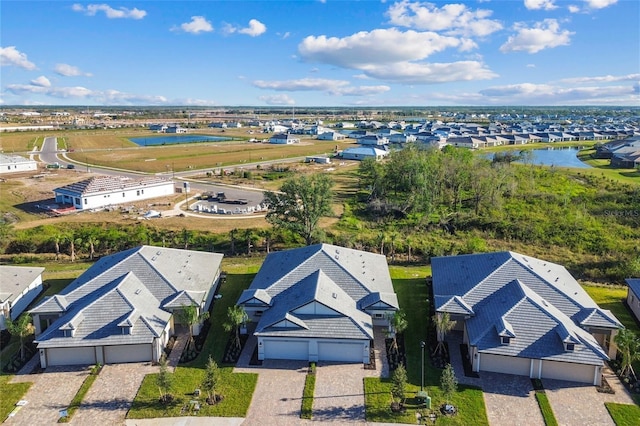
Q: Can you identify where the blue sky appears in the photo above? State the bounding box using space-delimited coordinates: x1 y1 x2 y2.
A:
1 0 638 106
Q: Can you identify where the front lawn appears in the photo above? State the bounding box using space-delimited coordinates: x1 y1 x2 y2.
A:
364 266 488 425
0 375 31 421
128 260 260 419
605 402 640 426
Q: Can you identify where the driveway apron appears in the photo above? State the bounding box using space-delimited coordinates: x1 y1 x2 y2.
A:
313 363 368 424
481 372 544 426
235 359 309 426
6 366 89 425
71 362 158 425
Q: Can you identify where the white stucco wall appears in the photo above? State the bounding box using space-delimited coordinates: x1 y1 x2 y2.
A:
55 181 174 210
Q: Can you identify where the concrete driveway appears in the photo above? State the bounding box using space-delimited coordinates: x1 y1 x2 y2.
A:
6 365 89 425
72 362 158 425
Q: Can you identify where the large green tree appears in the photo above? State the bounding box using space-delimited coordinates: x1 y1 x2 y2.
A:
264 174 333 245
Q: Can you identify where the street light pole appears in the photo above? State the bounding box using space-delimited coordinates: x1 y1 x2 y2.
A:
420 341 426 391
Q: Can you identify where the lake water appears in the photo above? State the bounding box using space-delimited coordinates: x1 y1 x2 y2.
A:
130 134 231 146
492 147 591 168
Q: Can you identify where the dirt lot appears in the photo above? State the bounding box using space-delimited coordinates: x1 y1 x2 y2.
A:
0 170 271 233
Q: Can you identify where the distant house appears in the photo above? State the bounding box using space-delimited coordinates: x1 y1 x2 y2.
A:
0 266 45 330
357 135 389 146
317 131 346 141
53 175 175 211
148 124 167 133
165 125 187 134
209 122 227 129
269 133 300 144
626 279 640 323
31 246 223 367
341 146 388 161
0 154 38 175
237 244 398 363
432 251 622 386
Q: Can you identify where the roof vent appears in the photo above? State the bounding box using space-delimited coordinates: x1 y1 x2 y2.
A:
335 255 339 260
135 289 141 295
332 292 337 299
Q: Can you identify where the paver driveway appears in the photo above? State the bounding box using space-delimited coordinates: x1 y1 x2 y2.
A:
6 365 89 425
236 359 309 426
313 363 367 424
481 372 544 426
72 362 158 425
543 368 636 426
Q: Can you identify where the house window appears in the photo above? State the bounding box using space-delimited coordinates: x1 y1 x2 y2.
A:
137 190 140 196
374 313 384 319
255 311 263 317
123 193 126 197
566 343 575 351
501 337 510 345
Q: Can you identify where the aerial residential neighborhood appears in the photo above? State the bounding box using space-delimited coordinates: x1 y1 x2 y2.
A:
1 0 640 425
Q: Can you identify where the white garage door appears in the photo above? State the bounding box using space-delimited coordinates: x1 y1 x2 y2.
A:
480 354 530 376
47 347 96 366
105 344 152 364
263 339 309 360
318 341 365 363
541 360 596 384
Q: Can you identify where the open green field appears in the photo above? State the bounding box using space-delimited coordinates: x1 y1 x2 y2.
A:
67 139 353 174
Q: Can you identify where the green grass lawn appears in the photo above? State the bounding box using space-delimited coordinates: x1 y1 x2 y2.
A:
301 367 316 419
0 375 31 422
534 392 558 426
364 266 488 425
605 402 640 426
128 260 260 419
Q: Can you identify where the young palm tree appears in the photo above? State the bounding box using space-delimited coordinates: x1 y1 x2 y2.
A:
223 306 249 351
6 314 35 360
433 312 455 356
176 304 210 351
614 328 640 381
387 310 408 352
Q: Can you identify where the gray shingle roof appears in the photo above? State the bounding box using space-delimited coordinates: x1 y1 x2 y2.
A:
244 244 394 341
433 251 619 365
0 266 45 305
33 246 222 349
54 175 171 197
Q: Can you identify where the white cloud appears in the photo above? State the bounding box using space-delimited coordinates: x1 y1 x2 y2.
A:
500 19 573 53
0 46 36 70
568 5 581 12
386 1 503 37
259 94 296 105
299 28 463 68
30 76 51 87
559 73 640 84
252 78 390 96
239 19 267 37
173 16 213 34
361 60 498 84
477 82 637 105
524 0 558 10
71 3 146 19
5 83 169 105
225 19 267 37
54 63 92 77
253 78 350 92
584 0 617 9
527 64 536 68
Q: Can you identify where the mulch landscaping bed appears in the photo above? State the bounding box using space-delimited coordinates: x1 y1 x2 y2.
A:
222 333 249 364
385 334 406 371
459 343 479 378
